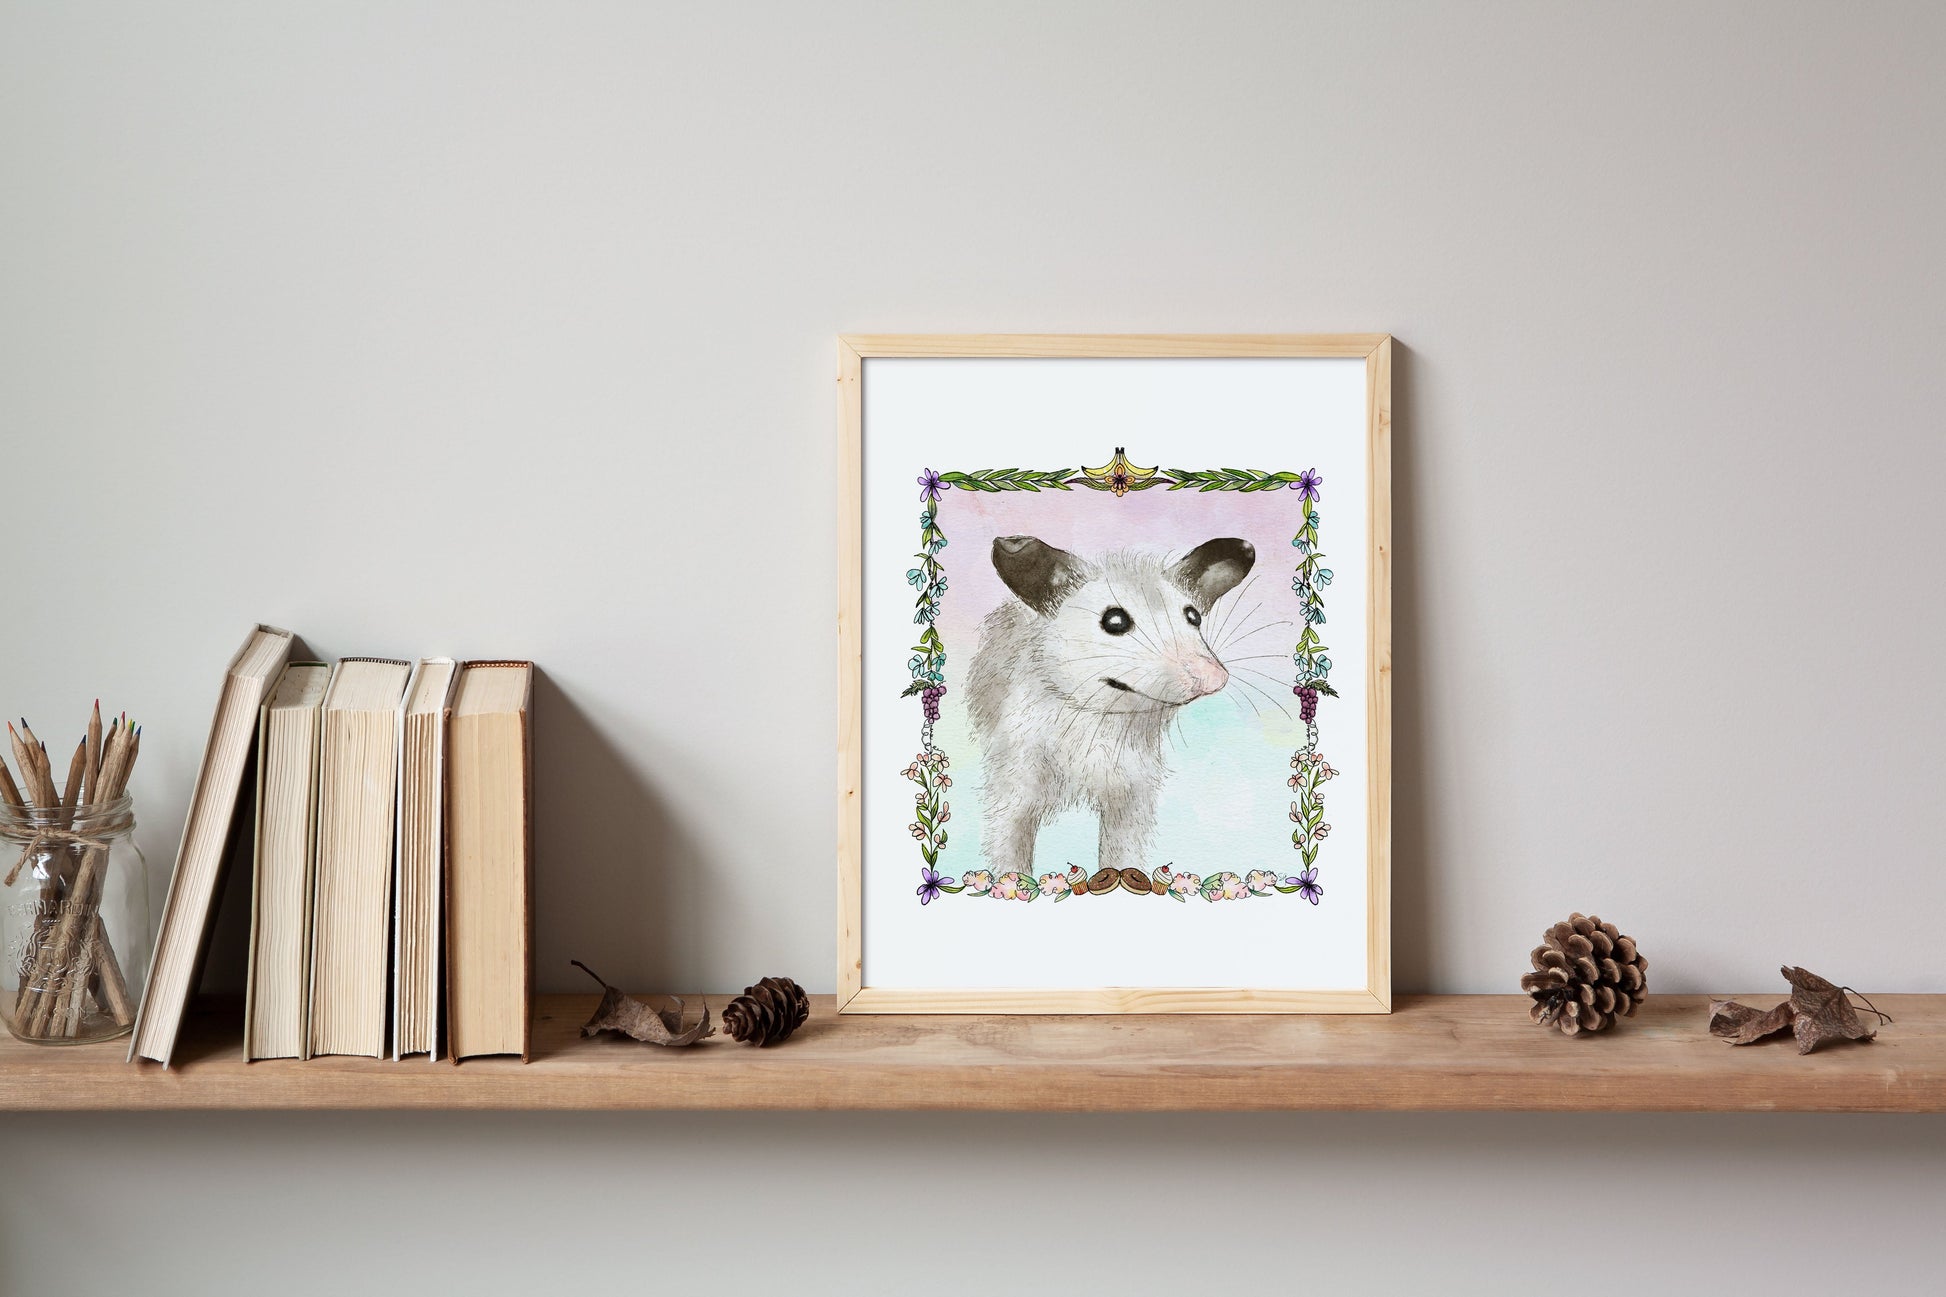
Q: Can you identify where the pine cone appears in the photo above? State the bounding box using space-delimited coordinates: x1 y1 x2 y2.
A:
1521 913 1647 1036
722 976 810 1047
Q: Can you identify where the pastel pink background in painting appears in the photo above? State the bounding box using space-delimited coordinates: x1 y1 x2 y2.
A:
932 477 1316 661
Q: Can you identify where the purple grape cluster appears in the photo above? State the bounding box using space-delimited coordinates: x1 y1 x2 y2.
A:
1293 686 1319 723
921 685 946 722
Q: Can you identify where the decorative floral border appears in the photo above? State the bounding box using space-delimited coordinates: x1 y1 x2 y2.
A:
905 449 1336 908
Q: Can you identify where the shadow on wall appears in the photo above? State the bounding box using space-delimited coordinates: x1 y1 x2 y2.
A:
530 668 714 996
194 661 714 1000
1389 342 1435 992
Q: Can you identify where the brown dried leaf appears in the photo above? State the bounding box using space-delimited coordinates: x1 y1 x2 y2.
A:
1708 997 1795 1045
1782 965 1881 1055
573 961 715 1046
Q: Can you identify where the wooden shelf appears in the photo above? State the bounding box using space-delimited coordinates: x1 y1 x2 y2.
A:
4 994 1941 1112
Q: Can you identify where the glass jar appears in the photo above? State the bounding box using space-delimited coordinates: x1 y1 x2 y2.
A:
1 795 151 1045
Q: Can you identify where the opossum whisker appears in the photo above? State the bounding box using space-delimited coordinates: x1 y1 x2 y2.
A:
1049 686 1138 765
1216 618 1294 651
1077 696 1129 761
1206 576 1261 647
1103 576 1170 661
1232 663 1297 689
1061 652 1145 668
1116 602 1171 664
1053 679 1116 716
1206 575 1258 638
1228 670 1295 722
1213 605 1279 647
1167 709 1191 754
1221 652 1292 663
1139 571 1183 642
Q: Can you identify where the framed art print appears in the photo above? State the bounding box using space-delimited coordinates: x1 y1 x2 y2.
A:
838 335 1391 1013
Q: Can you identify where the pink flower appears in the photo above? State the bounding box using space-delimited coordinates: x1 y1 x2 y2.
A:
1038 872 1070 898
1169 871 1202 899
935 774 952 788
1290 802 1303 823
901 764 922 780
908 823 925 839
1291 752 1337 782
1247 869 1280 896
961 870 993 895
992 871 1031 900
937 804 951 824
1314 824 1332 840
1205 871 1249 901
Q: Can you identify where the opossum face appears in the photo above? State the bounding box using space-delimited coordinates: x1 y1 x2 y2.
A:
990 535 1255 713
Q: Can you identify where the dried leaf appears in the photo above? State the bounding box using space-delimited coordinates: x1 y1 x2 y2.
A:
573 961 715 1047
1782 965 1884 1055
1708 997 1796 1045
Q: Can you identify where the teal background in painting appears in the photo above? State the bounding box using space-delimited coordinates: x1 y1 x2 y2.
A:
937 686 1305 880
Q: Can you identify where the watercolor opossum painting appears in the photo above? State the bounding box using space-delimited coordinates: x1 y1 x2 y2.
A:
900 451 1339 909
966 535 1255 877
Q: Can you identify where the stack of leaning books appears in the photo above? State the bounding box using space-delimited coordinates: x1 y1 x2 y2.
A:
127 627 534 1067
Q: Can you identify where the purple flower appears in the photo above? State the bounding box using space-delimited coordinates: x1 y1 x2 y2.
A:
916 865 949 905
1294 468 1323 501
1288 866 1323 905
918 469 945 501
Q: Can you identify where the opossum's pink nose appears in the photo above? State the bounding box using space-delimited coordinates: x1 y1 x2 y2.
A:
1180 656 1229 698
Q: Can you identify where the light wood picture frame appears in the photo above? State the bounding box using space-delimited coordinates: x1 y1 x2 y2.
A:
839 335 1391 1013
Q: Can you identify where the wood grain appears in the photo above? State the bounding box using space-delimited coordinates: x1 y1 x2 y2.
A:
838 334 1391 358
8 994 1944 1111
835 339 864 1006
1365 338 1393 1010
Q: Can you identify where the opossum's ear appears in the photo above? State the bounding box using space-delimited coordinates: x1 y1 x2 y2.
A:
992 535 1090 616
1169 538 1255 609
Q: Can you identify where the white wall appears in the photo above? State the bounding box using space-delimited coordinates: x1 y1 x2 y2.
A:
3 3 1942 1292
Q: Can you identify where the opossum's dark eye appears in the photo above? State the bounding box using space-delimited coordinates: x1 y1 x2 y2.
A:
1183 605 1201 627
1100 606 1133 635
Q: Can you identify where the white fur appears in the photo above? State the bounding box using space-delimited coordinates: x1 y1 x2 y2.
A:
966 547 1236 874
